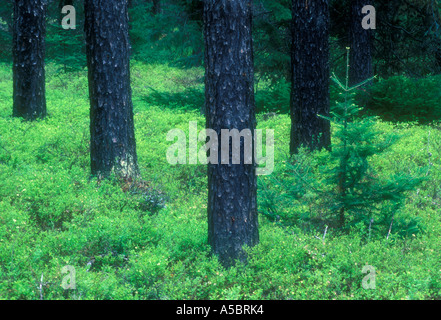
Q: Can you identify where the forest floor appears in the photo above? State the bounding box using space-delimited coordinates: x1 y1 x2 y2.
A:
1 61 441 300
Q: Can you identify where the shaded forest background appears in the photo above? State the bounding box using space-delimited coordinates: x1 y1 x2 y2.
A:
2 0 441 119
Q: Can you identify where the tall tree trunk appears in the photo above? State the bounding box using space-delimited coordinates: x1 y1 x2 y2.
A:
85 0 139 180
13 0 47 120
290 0 331 154
349 0 374 87
204 0 259 268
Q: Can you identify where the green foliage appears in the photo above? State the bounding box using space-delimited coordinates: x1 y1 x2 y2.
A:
2 55 441 300
356 75 441 124
2 0 441 302
257 147 328 230
253 0 291 83
255 78 290 114
326 92 424 233
46 23 87 72
129 0 203 67
325 55 424 234
258 53 425 241
0 0 12 62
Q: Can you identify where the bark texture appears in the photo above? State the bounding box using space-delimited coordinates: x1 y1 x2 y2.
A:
13 0 47 120
85 0 139 179
204 0 259 267
349 0 374 87
290 0 331 154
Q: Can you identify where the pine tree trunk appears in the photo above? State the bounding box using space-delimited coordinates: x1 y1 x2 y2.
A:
290 0 331 154
13 0 47 121
204 0 259 268
349 0 374 87
85 0 139 180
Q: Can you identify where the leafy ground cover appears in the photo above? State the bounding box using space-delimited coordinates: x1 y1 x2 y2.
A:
1 62 441 300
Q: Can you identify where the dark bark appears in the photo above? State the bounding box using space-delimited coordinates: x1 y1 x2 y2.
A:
204 0 259 268
84 0 139 179
422 1 441 74
13 0 47 120
349 0 374 87
151 0 160 15
290 0 331 154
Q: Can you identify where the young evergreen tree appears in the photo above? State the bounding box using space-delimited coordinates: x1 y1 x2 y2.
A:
84 0 139 179
326 49 423 231
204 0 259 268
290 0 331 154
13 0 47 120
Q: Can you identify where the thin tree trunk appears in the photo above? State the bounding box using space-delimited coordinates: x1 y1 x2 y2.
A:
204 0 259 268
85 0 139 180
13 0 47 120
290 0 331 154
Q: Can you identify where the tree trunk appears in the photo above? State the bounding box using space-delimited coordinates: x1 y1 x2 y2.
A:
290 0 331 154
204 0 259 268
151 0 161 15
13 0 47 121
84 0 139 180
349 0 374 87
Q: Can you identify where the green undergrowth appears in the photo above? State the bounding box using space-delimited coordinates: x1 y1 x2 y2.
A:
1 62 441 300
